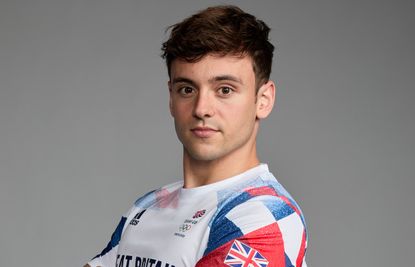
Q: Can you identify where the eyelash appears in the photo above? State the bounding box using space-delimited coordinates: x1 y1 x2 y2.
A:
178 86 195 96
176 86 235 97
218 86 234 95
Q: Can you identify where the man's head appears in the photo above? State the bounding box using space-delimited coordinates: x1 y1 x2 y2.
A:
162 5 274 89
164 6 276 166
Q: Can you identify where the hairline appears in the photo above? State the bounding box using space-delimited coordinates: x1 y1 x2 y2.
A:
168 52 268 91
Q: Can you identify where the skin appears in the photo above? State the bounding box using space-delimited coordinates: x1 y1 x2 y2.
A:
169 54 275 188
84 54 275 267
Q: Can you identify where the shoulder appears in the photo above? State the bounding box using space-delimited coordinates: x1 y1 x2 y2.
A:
198 179 308 266
204 176 307 256
213 173 306 226
132 180 183 209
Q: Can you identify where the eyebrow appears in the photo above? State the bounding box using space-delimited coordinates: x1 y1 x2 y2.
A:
171 77 197 87
209 75 243 85
171 75 243 86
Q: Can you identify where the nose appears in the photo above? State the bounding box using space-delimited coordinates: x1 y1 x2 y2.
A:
193 90 215 119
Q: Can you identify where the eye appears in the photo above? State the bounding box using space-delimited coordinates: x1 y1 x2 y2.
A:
218 86 233 96
178 86 195 96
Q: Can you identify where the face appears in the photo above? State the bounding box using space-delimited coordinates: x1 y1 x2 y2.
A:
169 54 274 163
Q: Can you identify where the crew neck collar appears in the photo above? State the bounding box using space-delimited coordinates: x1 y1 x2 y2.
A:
179 163 269 197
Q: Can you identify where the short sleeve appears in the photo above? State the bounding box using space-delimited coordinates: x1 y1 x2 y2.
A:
86 190 157 267
87 216 128 267
195 195 307 267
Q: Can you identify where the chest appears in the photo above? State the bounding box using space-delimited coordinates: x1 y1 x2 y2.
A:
116 199 217 267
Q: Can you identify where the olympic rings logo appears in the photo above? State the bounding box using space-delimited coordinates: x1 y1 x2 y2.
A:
179 224 192 232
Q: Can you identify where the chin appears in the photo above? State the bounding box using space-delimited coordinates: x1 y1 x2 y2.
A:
185 146 226 162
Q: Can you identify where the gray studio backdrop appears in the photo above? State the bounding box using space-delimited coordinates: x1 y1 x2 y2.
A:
1 0 414 266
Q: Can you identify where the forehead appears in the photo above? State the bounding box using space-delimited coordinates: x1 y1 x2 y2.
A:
170 54 255 83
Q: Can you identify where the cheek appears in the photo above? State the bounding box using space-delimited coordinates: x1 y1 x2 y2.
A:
219 107 255 135
172 102 192 123
222 100 256 121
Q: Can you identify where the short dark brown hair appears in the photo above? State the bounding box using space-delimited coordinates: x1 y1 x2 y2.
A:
161 5 274 88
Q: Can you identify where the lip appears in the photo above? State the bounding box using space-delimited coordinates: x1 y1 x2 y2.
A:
191 127 219 138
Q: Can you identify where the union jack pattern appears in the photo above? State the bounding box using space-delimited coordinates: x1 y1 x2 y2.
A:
87 164 307 267
224 239 269 267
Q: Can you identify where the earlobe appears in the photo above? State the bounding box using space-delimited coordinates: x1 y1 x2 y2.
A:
256 80 276 120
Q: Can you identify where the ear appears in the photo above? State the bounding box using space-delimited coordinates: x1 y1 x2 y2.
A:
168 81 174 117
256 80 276 120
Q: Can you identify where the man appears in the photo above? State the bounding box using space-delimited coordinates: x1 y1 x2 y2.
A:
85 5 307 267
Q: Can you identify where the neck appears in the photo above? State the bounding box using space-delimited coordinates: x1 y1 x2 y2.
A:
182 142 260 188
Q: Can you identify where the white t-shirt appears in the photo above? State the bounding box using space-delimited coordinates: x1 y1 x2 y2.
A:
88 164 307 267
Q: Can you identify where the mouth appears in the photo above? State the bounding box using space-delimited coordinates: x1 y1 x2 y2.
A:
190 126 219 138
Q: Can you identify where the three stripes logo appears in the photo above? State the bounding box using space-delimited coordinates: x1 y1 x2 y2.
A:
129 209 146 226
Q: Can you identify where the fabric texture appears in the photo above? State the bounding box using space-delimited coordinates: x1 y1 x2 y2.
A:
88 164 307 267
